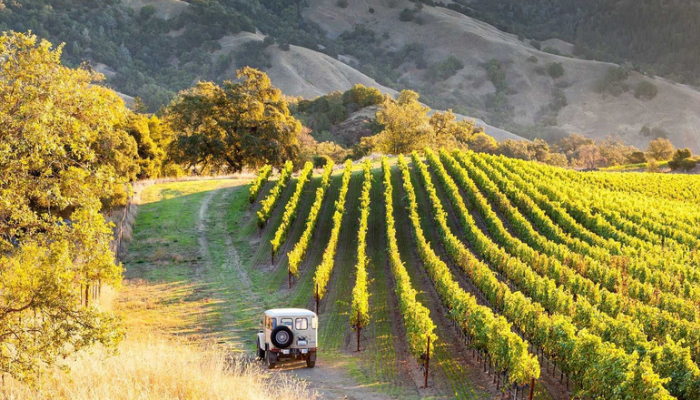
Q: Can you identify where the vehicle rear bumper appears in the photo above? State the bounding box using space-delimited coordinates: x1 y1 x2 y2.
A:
270 347 317 360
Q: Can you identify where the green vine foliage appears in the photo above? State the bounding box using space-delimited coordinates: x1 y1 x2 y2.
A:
381 157 437 362
249 165 272 203
350 159 372 330
270 161 314 256
256 160 293 228
287 161 334 277
313 160 353 300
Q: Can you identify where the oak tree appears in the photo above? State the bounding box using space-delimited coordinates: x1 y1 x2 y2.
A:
166 67 301 174
0 32 125 382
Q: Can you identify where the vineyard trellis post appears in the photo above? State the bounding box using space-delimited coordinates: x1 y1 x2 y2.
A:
424 335 431 388
356 309 361 352
315 284 319 315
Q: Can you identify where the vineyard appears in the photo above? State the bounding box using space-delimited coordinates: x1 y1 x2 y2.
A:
242 150 700 399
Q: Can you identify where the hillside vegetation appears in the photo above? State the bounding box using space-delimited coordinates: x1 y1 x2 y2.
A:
5 0 700 151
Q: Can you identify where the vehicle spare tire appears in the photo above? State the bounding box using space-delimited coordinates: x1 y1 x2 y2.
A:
271 326 294 349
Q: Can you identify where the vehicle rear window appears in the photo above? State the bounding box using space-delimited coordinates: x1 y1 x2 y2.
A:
280 318 293 327
295 318 308 330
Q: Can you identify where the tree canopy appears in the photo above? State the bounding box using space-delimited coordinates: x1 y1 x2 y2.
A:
374 90 476 154
166 67 301 174
0 31 126 382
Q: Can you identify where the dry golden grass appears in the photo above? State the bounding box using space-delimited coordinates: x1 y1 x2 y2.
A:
1 332 317 400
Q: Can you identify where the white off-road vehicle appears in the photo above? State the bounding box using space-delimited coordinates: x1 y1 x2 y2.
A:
256 308 318 369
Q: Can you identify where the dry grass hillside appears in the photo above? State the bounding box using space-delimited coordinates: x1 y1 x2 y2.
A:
304 0 700 152
217 32 396 100
215 32 522 141
116 0 700 149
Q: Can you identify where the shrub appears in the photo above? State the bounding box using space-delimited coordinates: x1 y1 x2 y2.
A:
595 66 631 94
669 148 696 171
547 62 565 78
399 8 414 21
428 56 465 82
530 40 541 50
634 81 658 100
369 7 375 14
313 155 332 168
627 151 647 164
527 55 538 63
543 46 562 56
336 0 349 8
140 5 157 19
485 59 507 91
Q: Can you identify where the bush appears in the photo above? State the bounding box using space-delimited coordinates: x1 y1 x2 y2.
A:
530 40 541 50
485 59 507 91
235 41 272 70
547 62 565 78
627 151 647 164
336 0 349 8
140 5 157 19
596 66 631 94
543 46 562 56
669 148 696 171
527 55 538 63
428 56 465 82
313 155 332 168
399 8 415 21
634 81 658 100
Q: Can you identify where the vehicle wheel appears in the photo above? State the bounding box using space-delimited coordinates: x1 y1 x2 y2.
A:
257 344 265 360
266 351 277 369
306 358 315 368
270 325 294 349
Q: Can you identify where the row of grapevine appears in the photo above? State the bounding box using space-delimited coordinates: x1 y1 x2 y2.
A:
381 157 437 362
419 150 698 399
441 149 700 359
555 163 700 204
350 160 372 346
313 160 353 300
475 153 700 305
506 156 700 269
454 151 699 323
485 154 700 301
397 155 541 387
256 160 294 228
506 156 700 307
524 160 700 250
287 161 335 277
249 165 272 203
270 161 314 258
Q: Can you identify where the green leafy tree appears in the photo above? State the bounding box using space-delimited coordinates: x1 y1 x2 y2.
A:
166 67 301 174
668 148 696 171
0 32 125 383
635 81 659 100
646 138 675 161
547 62 565 78
467 132 498 154
123 114 174 179
375 90 432 154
